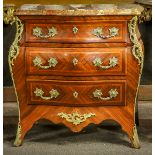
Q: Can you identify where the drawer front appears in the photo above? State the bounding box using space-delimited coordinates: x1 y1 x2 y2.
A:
27 80 126 106
26 47 127 76
26 21 127 43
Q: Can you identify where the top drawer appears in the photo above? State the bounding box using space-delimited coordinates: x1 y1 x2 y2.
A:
25 21 127 43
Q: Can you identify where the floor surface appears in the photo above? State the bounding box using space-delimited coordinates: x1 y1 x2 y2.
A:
3 122 152 155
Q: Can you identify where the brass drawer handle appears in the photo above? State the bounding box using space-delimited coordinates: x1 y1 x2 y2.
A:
57 112 96 125
93 89 118 100
92 27 119 39
33 57 58 69
33 26 57 38
93 57 118 69
34 88 59 100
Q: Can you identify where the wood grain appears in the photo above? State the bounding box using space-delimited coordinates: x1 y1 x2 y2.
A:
3 85 152 102
26 47 127 76
26 20 126 43
10 15 142 147
26 79 126 106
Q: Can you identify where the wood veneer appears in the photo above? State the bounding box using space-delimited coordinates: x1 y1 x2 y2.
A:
26 21 126 43
26 47 127 76
26 79 126 106
9 8 143 149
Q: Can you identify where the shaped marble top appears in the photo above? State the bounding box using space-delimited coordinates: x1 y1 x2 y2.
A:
15 4 144 16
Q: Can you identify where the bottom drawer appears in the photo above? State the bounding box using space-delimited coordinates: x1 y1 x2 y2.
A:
26 80 126 106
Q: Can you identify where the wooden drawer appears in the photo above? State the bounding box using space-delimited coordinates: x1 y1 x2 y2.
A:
25 21 127 43
26 80 126 106
26 47 127 76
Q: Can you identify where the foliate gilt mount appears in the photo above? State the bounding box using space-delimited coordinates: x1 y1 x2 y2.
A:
4 7 24 147
4 7 24 66
128 16 143 70
3 6 16 25
33 57 58 69
92 27 119 39
34 88 59 100
93 89 118 100
93 57 118 69
33 26 57 38
57 112 96 125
